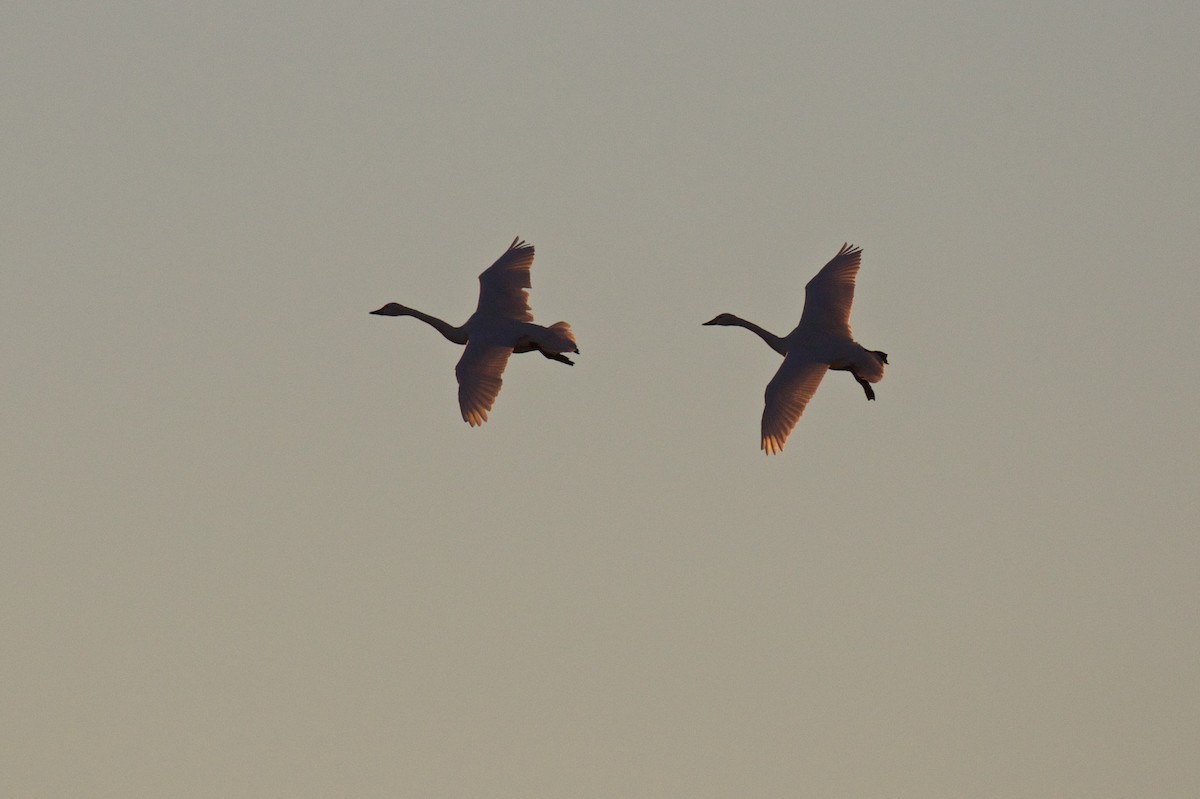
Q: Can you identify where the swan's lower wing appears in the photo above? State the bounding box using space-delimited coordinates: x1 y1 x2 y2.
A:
761 354 828 454
455 342 513 426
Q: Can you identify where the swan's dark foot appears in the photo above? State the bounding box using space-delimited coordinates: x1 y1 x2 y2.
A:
873 350 889 364
854 373 876 401
542 351 575 366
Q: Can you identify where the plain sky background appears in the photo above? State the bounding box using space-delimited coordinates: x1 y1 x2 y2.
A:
4 2 1199 796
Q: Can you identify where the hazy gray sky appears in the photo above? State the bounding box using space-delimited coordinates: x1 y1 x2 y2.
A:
4 2 1199 796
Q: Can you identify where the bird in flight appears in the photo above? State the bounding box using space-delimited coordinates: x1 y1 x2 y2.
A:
704 243 888 455
371 237 578 426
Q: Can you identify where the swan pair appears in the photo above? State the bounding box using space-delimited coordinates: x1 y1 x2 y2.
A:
371 238 887 454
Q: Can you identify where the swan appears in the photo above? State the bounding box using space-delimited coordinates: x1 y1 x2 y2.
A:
704 243 888 455
371 237 578 426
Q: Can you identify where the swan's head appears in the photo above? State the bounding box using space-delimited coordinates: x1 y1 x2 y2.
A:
370 303 411 316
702 313 740 326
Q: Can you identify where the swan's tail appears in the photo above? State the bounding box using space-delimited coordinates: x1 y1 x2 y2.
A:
856 349 887 383
544 321 579 354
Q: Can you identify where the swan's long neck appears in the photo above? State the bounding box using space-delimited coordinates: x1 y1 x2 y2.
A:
727 316 786 354
405 307 468 344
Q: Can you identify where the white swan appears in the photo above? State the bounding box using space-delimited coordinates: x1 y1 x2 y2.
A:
371 237 578 426
704 243 887 455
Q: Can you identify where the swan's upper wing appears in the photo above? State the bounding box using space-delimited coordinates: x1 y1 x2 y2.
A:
476 237 534 322
761 352 828 454
455 340 513 426
798 243 862 337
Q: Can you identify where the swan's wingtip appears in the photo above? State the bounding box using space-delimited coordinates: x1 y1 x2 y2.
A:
761 436 785 455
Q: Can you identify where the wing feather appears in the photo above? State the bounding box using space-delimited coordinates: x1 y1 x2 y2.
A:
761 354 828 454
455 341 513 426
476 237 534 322
798 243 861 337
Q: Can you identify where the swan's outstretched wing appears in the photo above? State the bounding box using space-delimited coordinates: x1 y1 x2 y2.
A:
455 341 513 426
798 243 862 337
761 352 828 454
476 237 534 322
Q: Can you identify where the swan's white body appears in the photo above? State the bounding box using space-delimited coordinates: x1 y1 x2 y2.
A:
704 243 887 455
371 237 578 426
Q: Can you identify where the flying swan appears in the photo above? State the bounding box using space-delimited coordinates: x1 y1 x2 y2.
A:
371 237 578 426
704 243 887 455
